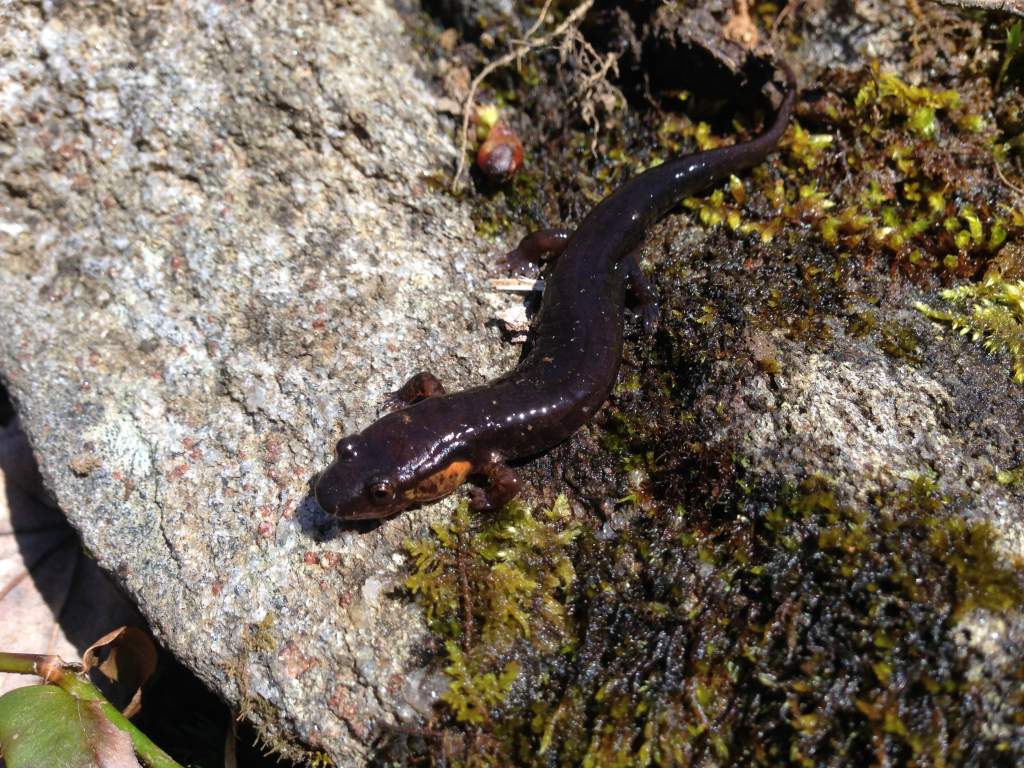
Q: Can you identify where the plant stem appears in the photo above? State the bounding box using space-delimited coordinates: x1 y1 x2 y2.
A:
0 653 39 676
0 651 182 768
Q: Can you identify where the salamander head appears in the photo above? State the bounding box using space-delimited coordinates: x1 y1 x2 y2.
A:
316 412 474 520
315 427 410 521
315 411 475 520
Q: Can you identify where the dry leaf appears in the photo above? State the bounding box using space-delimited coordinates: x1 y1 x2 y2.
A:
83 627 158 718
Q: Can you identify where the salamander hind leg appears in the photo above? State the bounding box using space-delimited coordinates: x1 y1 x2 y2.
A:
624 252 660 336
380 371 446 412
501 228 573 276
468 456 521 511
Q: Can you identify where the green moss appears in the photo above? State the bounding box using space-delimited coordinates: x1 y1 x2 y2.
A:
243 614 277 654
916 275 1024 383
998 20 1024 87
997 464 1024 485
878 320 923 364
307 751 335 768
674 65 1021 288
471 165 546 239
405 499 578 647
848 310 878 338
396 474 1024 766
785 123 834 169
402 498 580 746
429 17 1024 768
854 68 960 113
601 403 674 480
442 641 520 725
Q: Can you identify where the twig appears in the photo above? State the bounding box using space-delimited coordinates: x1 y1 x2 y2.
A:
456 537 475 651
489 277 545 292
931 0 1024 16
451 0 596 192
996 162 1024 199
522 0 556 43
771 0 805 33
558 25 622 149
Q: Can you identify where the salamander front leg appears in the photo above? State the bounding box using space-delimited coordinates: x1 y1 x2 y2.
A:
469 456 521 511
624 252 660 335
502 228 573 275
380 371 446 412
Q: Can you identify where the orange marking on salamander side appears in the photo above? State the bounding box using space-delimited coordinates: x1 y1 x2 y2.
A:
405 460 473 501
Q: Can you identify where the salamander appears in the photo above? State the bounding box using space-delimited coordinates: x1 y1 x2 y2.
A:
316 62 796 520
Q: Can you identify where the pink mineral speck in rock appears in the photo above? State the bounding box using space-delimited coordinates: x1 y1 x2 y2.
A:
320 551 342 568
328 688 367 740
166 463 189 480
279 641 317 678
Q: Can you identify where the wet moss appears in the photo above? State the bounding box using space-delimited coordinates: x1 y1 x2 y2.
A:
394 475 1024 766
916 275 1024 384
405 499 579 648
471 164 548 239
401 497 580 758
997 463 1024 486
878 320 923 365
847 310 878 339
679 63 1021 285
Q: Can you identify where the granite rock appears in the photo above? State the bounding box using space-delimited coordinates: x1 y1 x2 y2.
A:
0 0 516 762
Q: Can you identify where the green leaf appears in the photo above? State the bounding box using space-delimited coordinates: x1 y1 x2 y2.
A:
0 685 141 768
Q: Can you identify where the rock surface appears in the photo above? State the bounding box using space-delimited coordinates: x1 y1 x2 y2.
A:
0 0 515 762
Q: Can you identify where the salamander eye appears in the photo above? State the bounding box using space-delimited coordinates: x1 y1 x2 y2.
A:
336 441 357 461
368 479 395 505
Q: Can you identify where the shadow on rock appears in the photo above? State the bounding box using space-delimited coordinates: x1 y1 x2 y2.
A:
295 481 388 538
1 418 145 660
0 386 298 767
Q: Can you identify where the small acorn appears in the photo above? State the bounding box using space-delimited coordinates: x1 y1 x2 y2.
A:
476 120 524 183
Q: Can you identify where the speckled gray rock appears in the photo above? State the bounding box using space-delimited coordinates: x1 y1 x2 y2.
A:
733 316 1024 735
0 0 516 762
734 320 1024 555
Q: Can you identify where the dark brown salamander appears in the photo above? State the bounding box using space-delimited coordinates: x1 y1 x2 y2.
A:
316 63 796 520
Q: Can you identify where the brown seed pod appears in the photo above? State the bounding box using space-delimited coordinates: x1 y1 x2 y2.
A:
476 121 524 183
